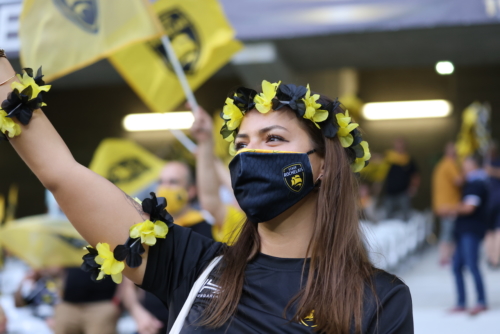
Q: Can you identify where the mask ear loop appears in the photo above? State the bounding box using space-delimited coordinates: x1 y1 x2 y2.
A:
314 174 323 189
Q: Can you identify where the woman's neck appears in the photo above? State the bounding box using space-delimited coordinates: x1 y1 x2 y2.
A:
258 193 317 258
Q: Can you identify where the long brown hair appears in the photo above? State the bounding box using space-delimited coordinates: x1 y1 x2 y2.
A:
202 100 375 333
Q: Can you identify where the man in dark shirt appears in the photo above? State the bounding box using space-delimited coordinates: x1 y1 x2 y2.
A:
449 155 488 315
54 268 120 334
383 137 420 221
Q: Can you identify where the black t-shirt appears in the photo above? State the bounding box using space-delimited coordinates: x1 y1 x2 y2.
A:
187 220 213 240
455 179 488 238
385 160 418 195
143 291 169 334
63 267 117 303
141 225 413 333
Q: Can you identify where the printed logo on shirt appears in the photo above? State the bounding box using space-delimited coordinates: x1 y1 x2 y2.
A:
300 310 317 327
283 163 305 193
197 278 220 299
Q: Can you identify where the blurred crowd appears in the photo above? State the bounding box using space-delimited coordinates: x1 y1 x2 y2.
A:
0 105 497 333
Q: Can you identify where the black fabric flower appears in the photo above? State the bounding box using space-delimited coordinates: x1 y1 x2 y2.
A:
232 87 257 111
318 100 342 138
1 88 41 125
143 192 174 224
351 128 363 147
275 84 308 114
81 246 101 282
114 237 146 268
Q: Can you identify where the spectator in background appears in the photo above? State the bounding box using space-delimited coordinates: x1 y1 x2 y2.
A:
54 267 120 334
0 304 7 334
383 137 420 221
485 141 500 268
359 183 378 222
449 155 488 315
432 142 463 265
15 268 62 330
155 161 213 239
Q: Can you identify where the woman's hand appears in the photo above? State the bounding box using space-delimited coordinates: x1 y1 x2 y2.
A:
190 104 214 144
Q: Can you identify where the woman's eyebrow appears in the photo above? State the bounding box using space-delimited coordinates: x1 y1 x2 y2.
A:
236 125 289 139
259 125 289 134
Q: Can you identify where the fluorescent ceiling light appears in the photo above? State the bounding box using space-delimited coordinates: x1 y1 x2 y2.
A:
435 61 454 75
232 43 277 65
362 100 452 120
123 112 194 131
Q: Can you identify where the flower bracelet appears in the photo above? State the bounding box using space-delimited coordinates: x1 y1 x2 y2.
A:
81 193 173 284
0 67 51 141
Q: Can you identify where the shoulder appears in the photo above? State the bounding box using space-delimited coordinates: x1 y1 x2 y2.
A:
363 270 414 333
370 270 411 301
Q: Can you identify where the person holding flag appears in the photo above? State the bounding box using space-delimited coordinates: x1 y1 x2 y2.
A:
0 46 413 333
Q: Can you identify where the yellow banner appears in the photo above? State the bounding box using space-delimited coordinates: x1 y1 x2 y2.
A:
0 215 86 269
89 138 166 195
109 0 242 113
20 0 163 82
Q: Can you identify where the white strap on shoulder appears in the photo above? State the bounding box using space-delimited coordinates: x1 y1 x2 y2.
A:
169 255 223 334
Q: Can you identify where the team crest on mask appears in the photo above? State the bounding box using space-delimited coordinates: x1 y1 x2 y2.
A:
150 8 201 74
283 163 305 192
53 0 99 33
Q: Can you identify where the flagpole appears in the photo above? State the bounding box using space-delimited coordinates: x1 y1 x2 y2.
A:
160 35 199 153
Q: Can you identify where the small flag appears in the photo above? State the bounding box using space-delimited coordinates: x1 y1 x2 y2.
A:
109 0 242 112
89 138 166 195
20 0 163 81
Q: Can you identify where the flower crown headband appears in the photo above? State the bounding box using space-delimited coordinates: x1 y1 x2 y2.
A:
220 80 370 172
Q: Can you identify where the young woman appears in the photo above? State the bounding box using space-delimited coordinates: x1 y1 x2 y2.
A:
0 55 412 333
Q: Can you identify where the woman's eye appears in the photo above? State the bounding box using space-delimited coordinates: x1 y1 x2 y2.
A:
266 134 286 143
235 142 247 150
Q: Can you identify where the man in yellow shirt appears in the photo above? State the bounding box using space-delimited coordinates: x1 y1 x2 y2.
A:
432 142 463 265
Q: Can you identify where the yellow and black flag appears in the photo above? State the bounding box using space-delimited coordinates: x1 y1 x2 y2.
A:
109 0 242 113
19 0 163 81
89 138 166 195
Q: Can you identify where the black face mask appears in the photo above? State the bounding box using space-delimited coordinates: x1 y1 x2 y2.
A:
229 149 317 223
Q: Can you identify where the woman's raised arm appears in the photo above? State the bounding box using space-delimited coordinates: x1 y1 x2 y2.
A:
0 57 149 284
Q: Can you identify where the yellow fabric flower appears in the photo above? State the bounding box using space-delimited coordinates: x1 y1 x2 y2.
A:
222 97 244 131
11 72 51 100
254 80 280 113
223 131 235 143
129 220 169 246
352 141 371 173
95 243 125 284
228 142 237 156
302 84 328 128
0 109 21 138
335 110 359 147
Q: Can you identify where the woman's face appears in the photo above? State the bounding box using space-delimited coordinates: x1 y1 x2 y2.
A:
235 109 324 180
